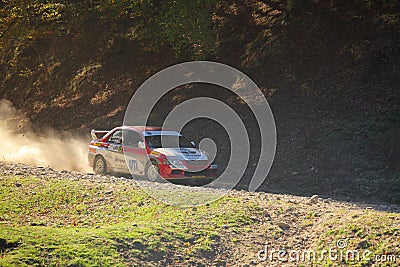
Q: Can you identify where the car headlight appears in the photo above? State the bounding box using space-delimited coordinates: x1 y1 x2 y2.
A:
162 159 184 166
170 159 183 166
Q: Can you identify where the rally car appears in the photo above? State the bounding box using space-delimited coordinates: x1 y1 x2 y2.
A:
88 126 218 183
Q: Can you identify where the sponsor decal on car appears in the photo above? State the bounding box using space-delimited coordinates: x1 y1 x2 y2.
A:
114 157 125 163
109 144 123 152
150 151 161 156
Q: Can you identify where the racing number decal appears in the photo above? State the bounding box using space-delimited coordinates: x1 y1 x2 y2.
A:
129 159 138 171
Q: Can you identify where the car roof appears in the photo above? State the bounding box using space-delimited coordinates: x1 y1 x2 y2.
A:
119 126 167 131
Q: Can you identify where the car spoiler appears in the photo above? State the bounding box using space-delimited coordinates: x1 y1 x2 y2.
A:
91 129 109 140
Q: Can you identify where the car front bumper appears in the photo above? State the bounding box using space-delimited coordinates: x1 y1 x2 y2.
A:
159 164 218 180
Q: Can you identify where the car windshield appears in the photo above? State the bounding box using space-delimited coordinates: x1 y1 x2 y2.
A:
145 135 194 149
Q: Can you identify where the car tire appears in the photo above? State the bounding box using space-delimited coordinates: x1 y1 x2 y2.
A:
94 156 107 175
145 161 161 182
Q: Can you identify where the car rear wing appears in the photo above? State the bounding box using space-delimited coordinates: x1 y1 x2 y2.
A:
91 129 109 140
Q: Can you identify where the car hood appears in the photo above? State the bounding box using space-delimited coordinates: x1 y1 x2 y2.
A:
152 147 208 161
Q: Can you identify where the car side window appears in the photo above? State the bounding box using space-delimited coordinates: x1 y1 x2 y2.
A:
109 130 123 144
123 130 142 147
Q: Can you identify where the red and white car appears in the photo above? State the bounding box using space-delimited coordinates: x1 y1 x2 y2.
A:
88 126 218 183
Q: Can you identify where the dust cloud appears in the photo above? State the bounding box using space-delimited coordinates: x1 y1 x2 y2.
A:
0 99 92 172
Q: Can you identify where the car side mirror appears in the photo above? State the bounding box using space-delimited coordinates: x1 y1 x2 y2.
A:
191 141 196 147
138 141 146 149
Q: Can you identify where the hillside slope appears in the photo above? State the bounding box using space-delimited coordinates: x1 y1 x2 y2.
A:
0 0 399 203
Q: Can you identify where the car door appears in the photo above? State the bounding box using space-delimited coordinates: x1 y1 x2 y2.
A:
107 130 126 171
123 130 147 175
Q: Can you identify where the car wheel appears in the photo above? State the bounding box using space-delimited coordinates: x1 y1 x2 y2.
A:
94 156 107 175
146 161 161 182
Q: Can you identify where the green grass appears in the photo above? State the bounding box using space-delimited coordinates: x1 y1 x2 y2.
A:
314 210 400 267
0 176 255 266
1 175 400 266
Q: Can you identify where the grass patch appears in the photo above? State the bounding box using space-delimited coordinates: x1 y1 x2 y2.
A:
1 175 400 266
315 210 400 266
0 176 256 266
